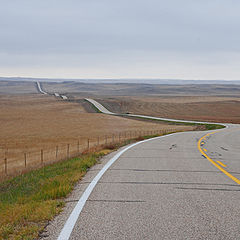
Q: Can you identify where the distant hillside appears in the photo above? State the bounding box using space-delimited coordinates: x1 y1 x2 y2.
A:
1 76 240 85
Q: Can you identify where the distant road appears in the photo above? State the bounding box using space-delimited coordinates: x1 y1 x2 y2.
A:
36 81 48 94
85 98 224 125
36 81 68 99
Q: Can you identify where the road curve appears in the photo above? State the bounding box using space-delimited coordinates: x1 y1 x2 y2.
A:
50 99 240 240
48 125 240 240
85 98 225 125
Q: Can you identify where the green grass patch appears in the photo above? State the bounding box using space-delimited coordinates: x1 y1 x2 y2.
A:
0 152 105 239
118 114 225 131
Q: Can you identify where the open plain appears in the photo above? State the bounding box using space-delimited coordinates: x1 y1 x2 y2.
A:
95 95 240 123
39 81 240 123
0 93 191 177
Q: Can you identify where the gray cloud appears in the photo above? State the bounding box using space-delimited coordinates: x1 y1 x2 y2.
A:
0 0 240 79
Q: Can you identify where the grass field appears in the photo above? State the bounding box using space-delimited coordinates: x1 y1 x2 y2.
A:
0 94 193 178
0 81 38 94
95 96 240 123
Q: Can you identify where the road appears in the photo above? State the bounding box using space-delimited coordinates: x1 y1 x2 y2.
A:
44 99 240 239
36 81 48 95
84 98 222 125
36 81 68 99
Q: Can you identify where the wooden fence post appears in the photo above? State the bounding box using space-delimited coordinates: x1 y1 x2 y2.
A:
4 149 7 175
41 149 43 164
56 146 58 160
77 140 80 153
87 139 90 150
67 144 70 158
24 153 27 167
98 136 100 146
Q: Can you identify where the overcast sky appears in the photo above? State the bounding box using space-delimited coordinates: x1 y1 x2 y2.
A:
1 0 240 80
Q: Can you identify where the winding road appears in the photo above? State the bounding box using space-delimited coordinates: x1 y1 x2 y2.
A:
40 96 240 239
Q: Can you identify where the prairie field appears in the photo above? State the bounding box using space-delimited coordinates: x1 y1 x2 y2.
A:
95 96 240 123
0 94 191 178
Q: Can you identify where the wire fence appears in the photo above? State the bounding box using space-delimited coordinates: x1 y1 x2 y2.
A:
0 128 184 179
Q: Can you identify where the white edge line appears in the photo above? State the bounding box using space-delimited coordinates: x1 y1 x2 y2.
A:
57 132 183 240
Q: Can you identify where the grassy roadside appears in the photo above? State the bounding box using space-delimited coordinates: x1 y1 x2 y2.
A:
0 126 223 239
116 115 225 131
0 133 166 240
0 152 103 240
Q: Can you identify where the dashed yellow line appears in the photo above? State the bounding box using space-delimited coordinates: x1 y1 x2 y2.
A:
203 148 207 152
216 161 227 167
198 131 240 185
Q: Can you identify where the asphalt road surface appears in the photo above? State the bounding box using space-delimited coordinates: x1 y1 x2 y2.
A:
47 125 240 240
42 99 240 240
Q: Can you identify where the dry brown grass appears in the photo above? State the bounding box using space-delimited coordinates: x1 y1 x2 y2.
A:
0 94 193 178
97 96 240 123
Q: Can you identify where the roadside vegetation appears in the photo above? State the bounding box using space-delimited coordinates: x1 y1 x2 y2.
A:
0 151 108 240
119 114 225 131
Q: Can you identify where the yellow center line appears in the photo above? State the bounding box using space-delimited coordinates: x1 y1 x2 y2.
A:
203 148 207 152
198 131 240 185
216 161 227 167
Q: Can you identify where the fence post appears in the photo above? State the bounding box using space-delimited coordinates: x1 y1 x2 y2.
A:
77 140 80 153
56 146 58 160
24 153 27 167
41 149 43 164
67 144 70 158
98 136 100 146
87 139 90 150
4 149 7 175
